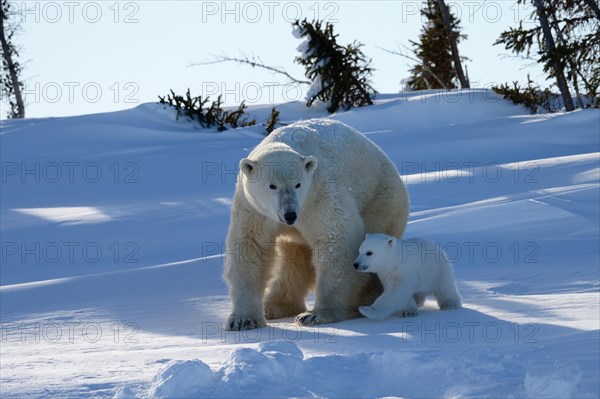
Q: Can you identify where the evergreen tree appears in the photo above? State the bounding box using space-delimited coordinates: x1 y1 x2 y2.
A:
293 19 375 113
0 0 25 118
496 0 599 110
546 0 600 107
408 0 466 90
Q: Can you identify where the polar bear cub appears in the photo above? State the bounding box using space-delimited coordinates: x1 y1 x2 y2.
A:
353 234 462 319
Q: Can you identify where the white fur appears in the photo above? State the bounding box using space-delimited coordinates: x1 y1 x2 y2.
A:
224 119 410 330
354 234 462 319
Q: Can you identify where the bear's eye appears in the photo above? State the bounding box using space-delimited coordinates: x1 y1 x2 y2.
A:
295 183 301 189
269 184 277 190
366 251 373 256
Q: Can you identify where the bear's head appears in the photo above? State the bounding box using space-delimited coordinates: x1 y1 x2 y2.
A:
353 233 396 272
239 148 318 226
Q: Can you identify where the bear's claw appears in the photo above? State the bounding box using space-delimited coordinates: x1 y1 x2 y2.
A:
400 309 418 317
440 302 461 310
295 312 321 326
226 315 266 331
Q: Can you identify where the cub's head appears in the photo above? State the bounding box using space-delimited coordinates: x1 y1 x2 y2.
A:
239 149 318 226
353 233 396 273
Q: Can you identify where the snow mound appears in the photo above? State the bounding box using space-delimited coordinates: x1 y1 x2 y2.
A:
144 341 306 398
147 359 213 398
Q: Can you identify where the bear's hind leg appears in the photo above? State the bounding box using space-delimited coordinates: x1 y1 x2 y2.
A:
362 177 410 239
264 240 315 320
413 293 426 308
435 269 462 310
295 224 370 326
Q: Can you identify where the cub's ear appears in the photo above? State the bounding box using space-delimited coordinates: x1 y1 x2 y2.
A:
303 155 318 173
239 158 257 177
387 237 395 247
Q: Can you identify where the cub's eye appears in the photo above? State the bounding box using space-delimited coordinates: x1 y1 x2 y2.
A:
295 183 301 189
366 251 373 256
269 184 277 190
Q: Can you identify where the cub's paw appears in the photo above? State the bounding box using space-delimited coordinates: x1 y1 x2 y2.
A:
400 308 418 318
359 305 386 320
225 314 267 331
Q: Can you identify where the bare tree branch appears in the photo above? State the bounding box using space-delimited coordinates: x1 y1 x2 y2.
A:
189 54 310 85
376 44 450 90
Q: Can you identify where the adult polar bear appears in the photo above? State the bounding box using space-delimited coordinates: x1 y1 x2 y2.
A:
225 119 409 330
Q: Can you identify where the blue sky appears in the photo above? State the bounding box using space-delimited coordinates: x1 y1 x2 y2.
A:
3 1 545 119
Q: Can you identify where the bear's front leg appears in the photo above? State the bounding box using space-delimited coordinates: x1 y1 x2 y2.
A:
224 240 269 330
224 212 275 330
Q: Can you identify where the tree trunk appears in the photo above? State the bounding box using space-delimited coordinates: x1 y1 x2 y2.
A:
582 0 600 20
533 0 575 111
0 5 25 118
436 0 470 89
548 6 584 108
571 72 585 109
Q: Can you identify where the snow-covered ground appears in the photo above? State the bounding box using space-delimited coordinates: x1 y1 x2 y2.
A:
1 89 598 398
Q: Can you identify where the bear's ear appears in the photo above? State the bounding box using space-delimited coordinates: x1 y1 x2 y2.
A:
303 156 318 173
239 158 257 177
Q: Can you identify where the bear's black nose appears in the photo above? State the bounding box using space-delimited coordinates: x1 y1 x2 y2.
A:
353 263 360 269
284 212 297 224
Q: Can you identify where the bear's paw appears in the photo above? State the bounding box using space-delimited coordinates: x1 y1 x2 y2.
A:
226 314 267 331
295 310 341 326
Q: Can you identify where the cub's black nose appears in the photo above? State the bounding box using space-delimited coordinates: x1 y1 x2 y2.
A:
353 263 360 269
284 212 297 224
